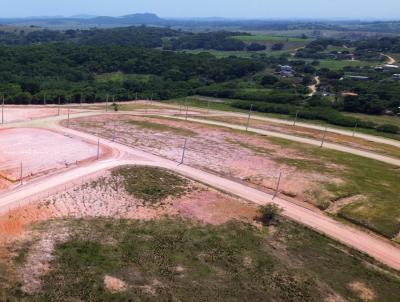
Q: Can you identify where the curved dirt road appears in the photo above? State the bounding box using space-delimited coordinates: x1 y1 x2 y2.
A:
0 121 399 271
382 53 397 65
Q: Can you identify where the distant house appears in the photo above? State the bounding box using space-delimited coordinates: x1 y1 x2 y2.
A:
383 64 399 69
346 75 369 81
278 65 294 77
393 74 400 80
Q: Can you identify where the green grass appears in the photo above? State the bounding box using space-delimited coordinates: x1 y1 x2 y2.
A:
7 218 400 301
232 35 310 43
292 59 377 70
344 112 400 128
265 137 400 238
125 119 196 137
112 166 189 204
95 72 153 83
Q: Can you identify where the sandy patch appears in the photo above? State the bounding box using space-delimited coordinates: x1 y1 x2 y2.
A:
349 281 376 301
104 275 127 293
326 194 365 214
1 106 81 123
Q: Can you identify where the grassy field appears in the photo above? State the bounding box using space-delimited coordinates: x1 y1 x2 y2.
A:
5 217 400 301
292 58 377 70
264 137 400 239
344 112 400 128
232 35 310 43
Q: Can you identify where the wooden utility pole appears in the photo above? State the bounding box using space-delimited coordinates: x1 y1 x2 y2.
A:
273 172 282 200
97 138 100 160
352 121 358 137
320 126 328 148
246 104 254 131
1 94 4 124
20 162 23 185
185 102 189 121
179 139 188 165
67 108 70 128
105 94 109 112
112 119 116 142
58 96 61 116
207 100 210 114
293 110 299 127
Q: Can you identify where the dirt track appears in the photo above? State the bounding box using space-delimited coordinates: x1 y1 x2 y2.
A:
307 76 320 96
0 116 399 271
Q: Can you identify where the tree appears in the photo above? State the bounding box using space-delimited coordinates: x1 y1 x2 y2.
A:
271 43 284 51
258 204 282 226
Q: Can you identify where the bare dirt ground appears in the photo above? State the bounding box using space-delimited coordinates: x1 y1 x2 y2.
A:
65 114 341 209
0 107 82 124
0 170 257 292
0 128 108 189
191 115 400 159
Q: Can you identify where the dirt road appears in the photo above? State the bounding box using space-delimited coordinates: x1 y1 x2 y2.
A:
307 76 320 96
1 123 400 271
382 53 397 65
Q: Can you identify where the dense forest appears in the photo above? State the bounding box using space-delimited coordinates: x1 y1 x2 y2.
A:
0 44 263 102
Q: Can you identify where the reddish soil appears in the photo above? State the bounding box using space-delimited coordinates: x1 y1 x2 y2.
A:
0 171 257 251
1 107 81 123
0 128 107 188
197 115 400 159
67 114 339 207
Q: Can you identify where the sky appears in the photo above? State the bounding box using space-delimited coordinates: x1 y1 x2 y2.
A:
0 0 399 20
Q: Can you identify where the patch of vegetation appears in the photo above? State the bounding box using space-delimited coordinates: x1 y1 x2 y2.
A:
126 119 196 136
258 204 282 225
112 166 189 204
6 218 400 301
266 137 400 239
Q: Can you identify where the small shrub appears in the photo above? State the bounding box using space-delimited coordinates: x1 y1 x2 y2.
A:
376 124 399 134
259 204 282 226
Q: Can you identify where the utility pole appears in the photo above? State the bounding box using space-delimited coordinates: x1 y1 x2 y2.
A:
58 96 61 116
112 119 116 142
179 138 188 165
20 162 23 186
135 92 138 101
105 94 109 112
185 102 189 121
1 93 4 124
352 121 358 137
320 126 328 148
293 110 299 127
273 172 282 200
67 107 70 128
207 100 210 114
43 93 46 106
246 104 254 131
97 138 100 160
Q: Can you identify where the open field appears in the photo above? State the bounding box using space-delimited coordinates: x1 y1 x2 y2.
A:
65 114 400 240
0 166 399 301
0 107 82 124
0 128 106 190
344 112 400 128
232 34 310 43
192 114 400 159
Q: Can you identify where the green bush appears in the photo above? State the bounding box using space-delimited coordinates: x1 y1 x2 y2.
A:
377 124 400 134
259 204 282 225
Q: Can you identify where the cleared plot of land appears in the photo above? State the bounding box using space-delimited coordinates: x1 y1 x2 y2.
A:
0 107 81 124
67 114 400 239
192 115 400 159
0 128 103 186
0 166 399 301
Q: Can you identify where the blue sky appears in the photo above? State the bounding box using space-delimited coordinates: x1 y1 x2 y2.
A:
0 0 398 19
